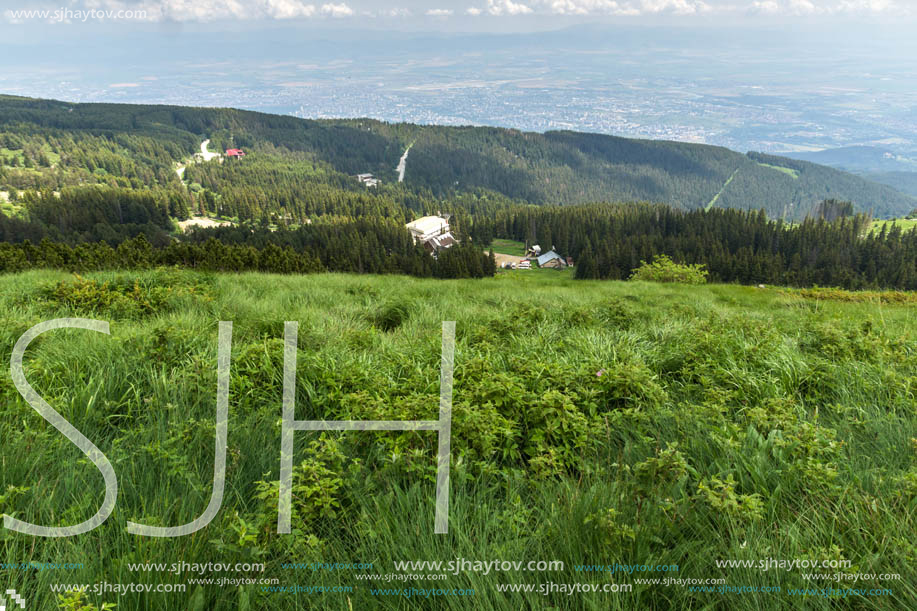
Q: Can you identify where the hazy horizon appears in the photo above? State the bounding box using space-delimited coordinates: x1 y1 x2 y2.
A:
2 2 916 156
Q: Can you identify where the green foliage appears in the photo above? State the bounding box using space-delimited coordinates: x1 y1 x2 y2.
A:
2 257 917 610
57 591 116 611
697 475 764 524
254 438 349 528
368 301 411 332
586 507 636 548
44 274 190 317
629 254 708 285
489 238 526 256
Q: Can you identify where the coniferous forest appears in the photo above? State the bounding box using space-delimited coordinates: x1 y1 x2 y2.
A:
2 95 917 288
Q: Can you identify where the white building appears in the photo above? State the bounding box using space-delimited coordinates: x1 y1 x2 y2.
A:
405 215 457 255
406 215 451 243
355 173 380 188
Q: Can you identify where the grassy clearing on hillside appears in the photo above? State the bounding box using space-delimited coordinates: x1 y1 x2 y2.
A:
0 147 25 167
757 163 801 180
489 239 527 257
1 270 915 610
870 218 917 234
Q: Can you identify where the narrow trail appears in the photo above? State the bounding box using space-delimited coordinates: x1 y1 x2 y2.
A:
397 141 415 183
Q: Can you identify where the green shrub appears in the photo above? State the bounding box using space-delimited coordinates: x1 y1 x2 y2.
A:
42 273 205 318
630 254 708 284
57 591 117 611
368 301 411 332
697 474 764 523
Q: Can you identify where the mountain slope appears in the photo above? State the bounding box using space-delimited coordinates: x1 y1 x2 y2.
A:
860 172 917 199
1 95 913 219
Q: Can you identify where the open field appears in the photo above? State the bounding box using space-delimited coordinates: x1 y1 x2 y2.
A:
1 269 916 610
870 218 917 234
489 239 527 257
757 162 801 180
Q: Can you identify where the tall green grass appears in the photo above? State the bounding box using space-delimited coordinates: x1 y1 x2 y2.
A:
1 269 915 610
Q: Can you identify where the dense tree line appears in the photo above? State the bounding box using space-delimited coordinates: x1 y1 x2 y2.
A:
0 222 495 280
5 184 917 289
182 219 493 277
492 203 917 290
0 187 187 246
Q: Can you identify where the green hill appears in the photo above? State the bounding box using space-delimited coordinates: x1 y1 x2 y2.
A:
1 94 914 220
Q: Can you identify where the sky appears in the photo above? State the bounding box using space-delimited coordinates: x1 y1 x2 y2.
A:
1 0 914 27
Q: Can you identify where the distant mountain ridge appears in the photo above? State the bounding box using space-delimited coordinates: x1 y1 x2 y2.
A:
1 94 914 220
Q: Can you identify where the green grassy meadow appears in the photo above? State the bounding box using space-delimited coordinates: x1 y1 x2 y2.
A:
870 218 917 235
488 239 527 257
1 269 916 610
757 163 801 180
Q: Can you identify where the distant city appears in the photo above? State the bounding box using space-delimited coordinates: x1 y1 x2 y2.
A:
2 24 915 156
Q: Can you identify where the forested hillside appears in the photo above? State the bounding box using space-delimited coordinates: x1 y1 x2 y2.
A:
5 94 917 290
860 171 917 199
1 95 913 220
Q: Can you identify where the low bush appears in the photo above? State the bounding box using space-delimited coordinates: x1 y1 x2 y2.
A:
630 254 708 284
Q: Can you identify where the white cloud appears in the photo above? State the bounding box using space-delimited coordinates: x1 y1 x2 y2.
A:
546 1 622 15
539 0 908 16
6 0 910 23
131 0 355 21
265 0 317 18
838 0 898 10
142 0 248 22
464 0 533 16
485 0 534 15
751 0 781 12
752 0 816 14
750 0 907 14
539 0 708 15
791 0 818 13
320 2 353 17
641 0 711 13
382 7 412 16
